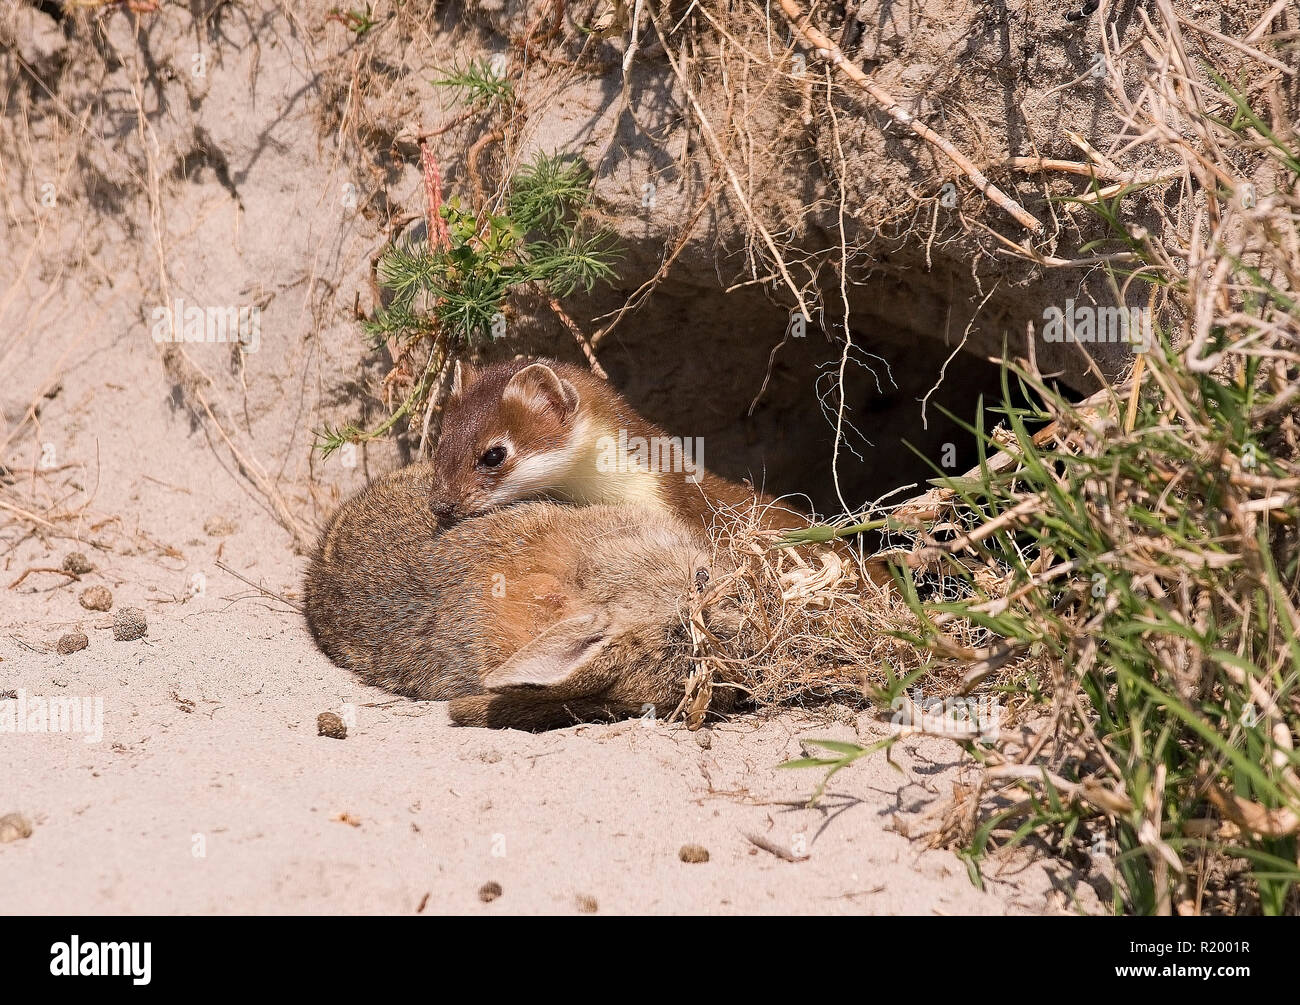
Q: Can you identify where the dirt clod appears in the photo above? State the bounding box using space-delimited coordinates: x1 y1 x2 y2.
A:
678 844 710 864
695 729 713 750
56 632 88 655
0 813 33 843
478 881 502 903
113 607 147 641
62 553 93 575
79 585 113 611
317 712 347 739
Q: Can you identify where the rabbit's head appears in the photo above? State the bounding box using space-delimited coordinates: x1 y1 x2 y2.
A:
447 546 745 730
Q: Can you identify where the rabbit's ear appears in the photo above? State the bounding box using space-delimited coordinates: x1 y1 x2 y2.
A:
484 610 616 693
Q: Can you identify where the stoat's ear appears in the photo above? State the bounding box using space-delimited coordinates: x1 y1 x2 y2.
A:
502 362 580 421
450 359 473 397
484 610 616 696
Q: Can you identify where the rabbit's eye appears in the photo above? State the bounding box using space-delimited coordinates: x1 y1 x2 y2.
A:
694 567 710 592
478 445 507 469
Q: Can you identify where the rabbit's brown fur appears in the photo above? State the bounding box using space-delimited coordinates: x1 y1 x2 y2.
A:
304 464 739 730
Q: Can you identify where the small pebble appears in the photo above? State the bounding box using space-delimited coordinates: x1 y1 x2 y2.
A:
203 515 238 537
56 632 88 655
62 552 93 575
679 844 710 864
317 712 347 739
0 813 33 843
113 607 147 641
79 585 113 611
478 881 502 903
575 894 599 914
695 729 713 750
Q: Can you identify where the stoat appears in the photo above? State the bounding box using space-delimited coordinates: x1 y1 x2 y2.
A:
427 357 809 536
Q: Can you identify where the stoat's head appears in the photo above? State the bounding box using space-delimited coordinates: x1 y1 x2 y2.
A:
430 358 583 522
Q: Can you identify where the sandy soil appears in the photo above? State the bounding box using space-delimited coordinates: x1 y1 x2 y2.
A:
2 599 1088 915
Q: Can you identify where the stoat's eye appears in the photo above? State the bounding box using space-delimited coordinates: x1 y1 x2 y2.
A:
478 445 507 469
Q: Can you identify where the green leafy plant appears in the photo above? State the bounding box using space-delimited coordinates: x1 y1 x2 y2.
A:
432 58 515 106
326 5 378 37
779 736 898 805
316 153 618 458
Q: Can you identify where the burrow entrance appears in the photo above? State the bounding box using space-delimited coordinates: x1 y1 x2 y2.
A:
540 245 1106 518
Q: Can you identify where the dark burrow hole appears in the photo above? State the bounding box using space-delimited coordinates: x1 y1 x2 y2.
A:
584 270 1081 519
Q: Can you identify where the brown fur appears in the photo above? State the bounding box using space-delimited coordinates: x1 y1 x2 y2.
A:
303 464 741 730
429 357 809 536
